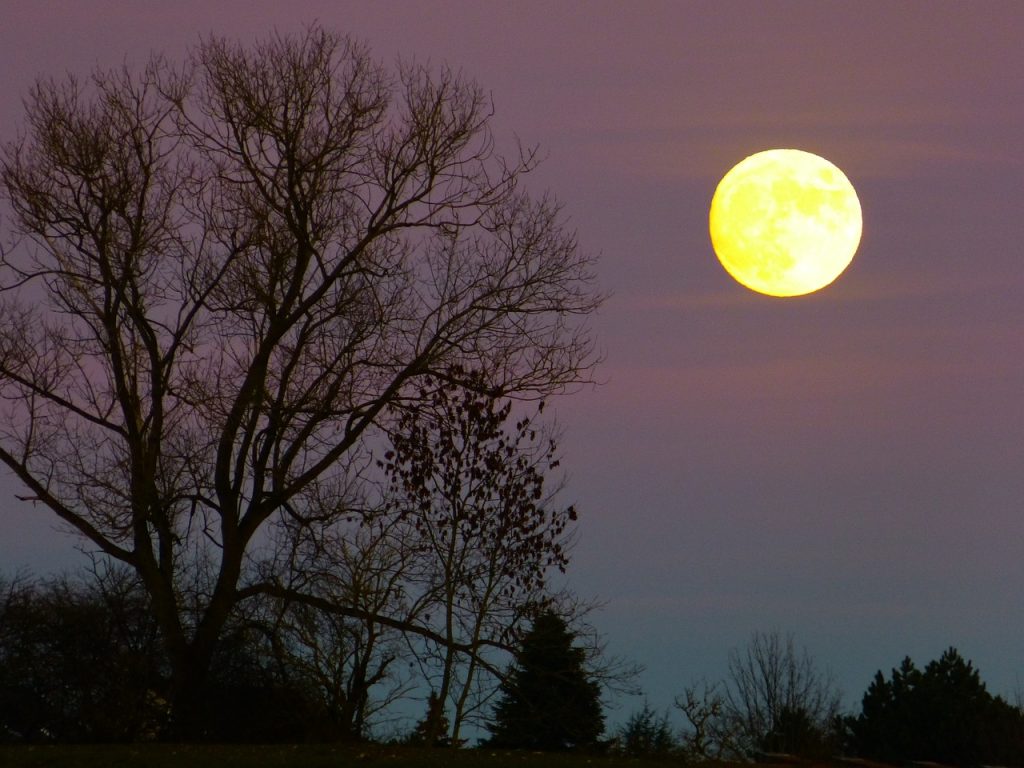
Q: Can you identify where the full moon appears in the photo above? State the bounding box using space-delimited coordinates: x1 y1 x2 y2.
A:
709 149 862 297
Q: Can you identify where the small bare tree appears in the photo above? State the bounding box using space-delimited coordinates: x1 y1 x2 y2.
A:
0 27 599 736
381 371 576 745
722 631 841 757
676 679 733 759
676 633 841 760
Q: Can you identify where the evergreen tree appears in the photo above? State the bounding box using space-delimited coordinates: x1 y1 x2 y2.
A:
407 692 451 747
849 648 1024 765
618 702 676 757
486 611 604 750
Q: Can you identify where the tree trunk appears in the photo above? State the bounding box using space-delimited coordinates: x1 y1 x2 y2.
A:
451 645 479 746
167 644 216 740
423 644 455 746
162 570 238 740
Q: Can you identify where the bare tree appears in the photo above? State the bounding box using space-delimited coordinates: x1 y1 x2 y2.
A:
265 517 419 740
381 372 577 744
675 633 841 760
0 27 600 736
722 631 841 757
676 679 733 760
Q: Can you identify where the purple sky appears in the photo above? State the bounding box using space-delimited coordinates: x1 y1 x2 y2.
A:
2 1 1023 722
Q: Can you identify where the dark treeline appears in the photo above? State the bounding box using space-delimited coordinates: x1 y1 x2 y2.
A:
848 648 1024 766
4 574 1024 768
0 568 613 746
0 566 318 743
661 632 1024 766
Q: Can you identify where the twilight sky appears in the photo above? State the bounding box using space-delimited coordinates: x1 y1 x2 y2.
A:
1 1 1023 723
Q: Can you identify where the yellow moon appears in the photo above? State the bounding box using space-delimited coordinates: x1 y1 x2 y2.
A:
709 149 862 297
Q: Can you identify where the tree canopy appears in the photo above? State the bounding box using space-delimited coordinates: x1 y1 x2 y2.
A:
0 26 600 737
848 647 1024 766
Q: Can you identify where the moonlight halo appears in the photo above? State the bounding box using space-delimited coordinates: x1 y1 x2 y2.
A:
709 149 862 297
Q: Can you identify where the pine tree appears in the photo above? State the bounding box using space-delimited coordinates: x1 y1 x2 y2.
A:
618 702 676 757
408 691 451 747
486 611 604 751
849 648 1024 765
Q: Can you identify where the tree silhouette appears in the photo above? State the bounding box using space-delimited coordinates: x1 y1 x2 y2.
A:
407 691 452 747
381 370 577 744
0 26 600 737
0 568 166 742
721 631 841 758
617 702 675 757
761 704 837 758
849 647 1024 765
486 611 604 751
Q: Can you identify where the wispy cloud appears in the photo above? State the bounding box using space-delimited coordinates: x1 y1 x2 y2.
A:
612 270 973 313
